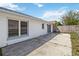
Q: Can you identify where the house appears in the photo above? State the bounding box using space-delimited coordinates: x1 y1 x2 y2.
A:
0 7 53 48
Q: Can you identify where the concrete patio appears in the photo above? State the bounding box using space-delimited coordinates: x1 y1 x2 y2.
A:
2 33 57 56
2 33 72 56
28 33 72 56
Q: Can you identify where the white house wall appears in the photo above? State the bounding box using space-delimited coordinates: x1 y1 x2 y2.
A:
51 24 53 32
0 11 53 48
0 16 8 47
8 20 48 45
29 20 48 38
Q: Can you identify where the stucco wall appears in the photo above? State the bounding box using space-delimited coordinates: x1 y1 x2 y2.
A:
29 20 48 38
0 11 53 48
51 24 53 32
8 20 48 45
0 16 8 47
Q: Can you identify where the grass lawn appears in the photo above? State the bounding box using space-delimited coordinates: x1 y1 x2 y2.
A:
70 32 79 56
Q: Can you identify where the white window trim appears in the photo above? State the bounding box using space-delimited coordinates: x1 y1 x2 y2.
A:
19 20 21 37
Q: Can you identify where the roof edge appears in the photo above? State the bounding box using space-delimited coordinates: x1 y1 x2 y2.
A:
0 7 48 22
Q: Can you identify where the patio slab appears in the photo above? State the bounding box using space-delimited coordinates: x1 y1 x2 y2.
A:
27 33 72 56
2 33 58 56
2 33 72 56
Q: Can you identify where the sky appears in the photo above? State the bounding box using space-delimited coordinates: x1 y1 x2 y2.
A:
0 3 79 21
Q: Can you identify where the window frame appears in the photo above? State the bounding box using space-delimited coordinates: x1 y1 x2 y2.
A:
20 21 28 35
8 19 29 39
8 19 19 37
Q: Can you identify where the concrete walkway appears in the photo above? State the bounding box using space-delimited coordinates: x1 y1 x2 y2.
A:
27 33 72 56
2 33 58 56
2 33 72 56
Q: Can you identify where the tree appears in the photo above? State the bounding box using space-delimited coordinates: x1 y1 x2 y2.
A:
55 21 62 26
62 10 79 25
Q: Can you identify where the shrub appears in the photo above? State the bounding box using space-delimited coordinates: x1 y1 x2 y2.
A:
0 48 2 56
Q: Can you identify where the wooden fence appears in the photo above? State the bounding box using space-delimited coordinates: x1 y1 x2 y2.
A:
57 25 79 33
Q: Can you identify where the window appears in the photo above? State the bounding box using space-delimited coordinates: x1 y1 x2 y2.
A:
42 24 44 29
8 20 19 37
8 19 28 38
21 21 27 35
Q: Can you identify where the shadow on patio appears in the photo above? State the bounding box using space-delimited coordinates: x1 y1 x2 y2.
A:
2 33 58 56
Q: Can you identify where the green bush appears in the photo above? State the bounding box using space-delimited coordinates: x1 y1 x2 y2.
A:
62 10 79 25
0 48 2 56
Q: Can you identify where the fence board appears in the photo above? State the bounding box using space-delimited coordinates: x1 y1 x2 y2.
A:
57 25 79 33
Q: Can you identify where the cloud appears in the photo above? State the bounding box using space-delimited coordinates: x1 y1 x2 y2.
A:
40 7 68 21
0 3 26 11
34 3 44 7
